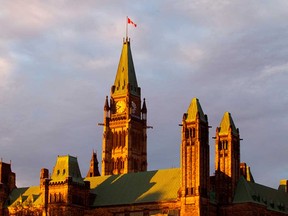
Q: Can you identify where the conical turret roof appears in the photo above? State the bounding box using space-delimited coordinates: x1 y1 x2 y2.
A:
113 39 139 96
219 112 238 135
186 98 206 122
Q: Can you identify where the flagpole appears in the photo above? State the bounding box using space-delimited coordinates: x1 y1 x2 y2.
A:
126 16 128 41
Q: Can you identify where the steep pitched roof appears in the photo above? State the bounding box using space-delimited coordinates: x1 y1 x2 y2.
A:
219 112 238 135
186 98 206 122
85 168 181 207
7 186 42 208
234 177 288 213
113 39 139 96
50 155 84 184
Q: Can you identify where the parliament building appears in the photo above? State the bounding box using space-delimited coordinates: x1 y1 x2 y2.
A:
1 38 288 216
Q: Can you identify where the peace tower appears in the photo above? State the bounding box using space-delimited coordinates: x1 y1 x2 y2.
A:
101 38 148 175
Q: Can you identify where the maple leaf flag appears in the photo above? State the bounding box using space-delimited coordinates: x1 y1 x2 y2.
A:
127 17 137 27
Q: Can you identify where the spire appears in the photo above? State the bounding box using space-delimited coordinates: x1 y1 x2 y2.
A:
141 98 147 113
112 39 139 96
186 98 206 122
219 112 238 135
86 151 100 178
104 96 109 111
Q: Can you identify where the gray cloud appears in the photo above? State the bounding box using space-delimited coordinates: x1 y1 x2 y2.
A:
0 1 287 188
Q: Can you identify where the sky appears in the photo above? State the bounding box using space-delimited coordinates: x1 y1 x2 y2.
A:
0 0 288 188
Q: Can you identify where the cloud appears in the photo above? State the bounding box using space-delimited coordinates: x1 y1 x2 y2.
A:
0 1 55 39
260 63 288 78
0 57 12 82
0 1 288 189
0 57 15 102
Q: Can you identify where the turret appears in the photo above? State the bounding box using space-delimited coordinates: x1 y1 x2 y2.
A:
0 160 16 194
180 98 210 216
49 155 90 207
86 151 101 177
215 112 240 204
0 160 16 215
40 168 49 190
104 96 110 117
101 39 147 175
40 168 49 215
141 98 147 121
103 96 110 127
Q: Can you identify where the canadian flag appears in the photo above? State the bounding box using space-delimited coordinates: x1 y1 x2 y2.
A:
127 17 137 27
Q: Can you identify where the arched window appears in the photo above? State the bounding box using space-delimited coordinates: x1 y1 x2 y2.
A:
219 141 223 150
122 131 126 147
185 129 189 139
119 131 122 147
117 158 120 170
121 160 124 169
112 158 116 170
111 132 114 147
192 128 196 138
225 141 228 150
115 132 118 148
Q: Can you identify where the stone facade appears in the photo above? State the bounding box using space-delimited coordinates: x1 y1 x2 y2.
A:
101 39 147 176
179 98 210 216
214 112 241 205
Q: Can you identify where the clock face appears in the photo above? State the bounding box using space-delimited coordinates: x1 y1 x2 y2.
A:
116 100 126 113
131 101 137 114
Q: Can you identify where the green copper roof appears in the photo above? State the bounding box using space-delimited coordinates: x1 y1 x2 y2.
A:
219 112 238 135
234 177 288 213
50 155 84 184
186 98 206 122
85 168 181 206
7 186 42 208
113 39 139 96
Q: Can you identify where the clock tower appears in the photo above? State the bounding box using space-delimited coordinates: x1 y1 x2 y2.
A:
101 38 148 175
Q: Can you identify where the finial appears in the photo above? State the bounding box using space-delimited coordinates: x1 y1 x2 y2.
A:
104 96 110 111
141 98 147 113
